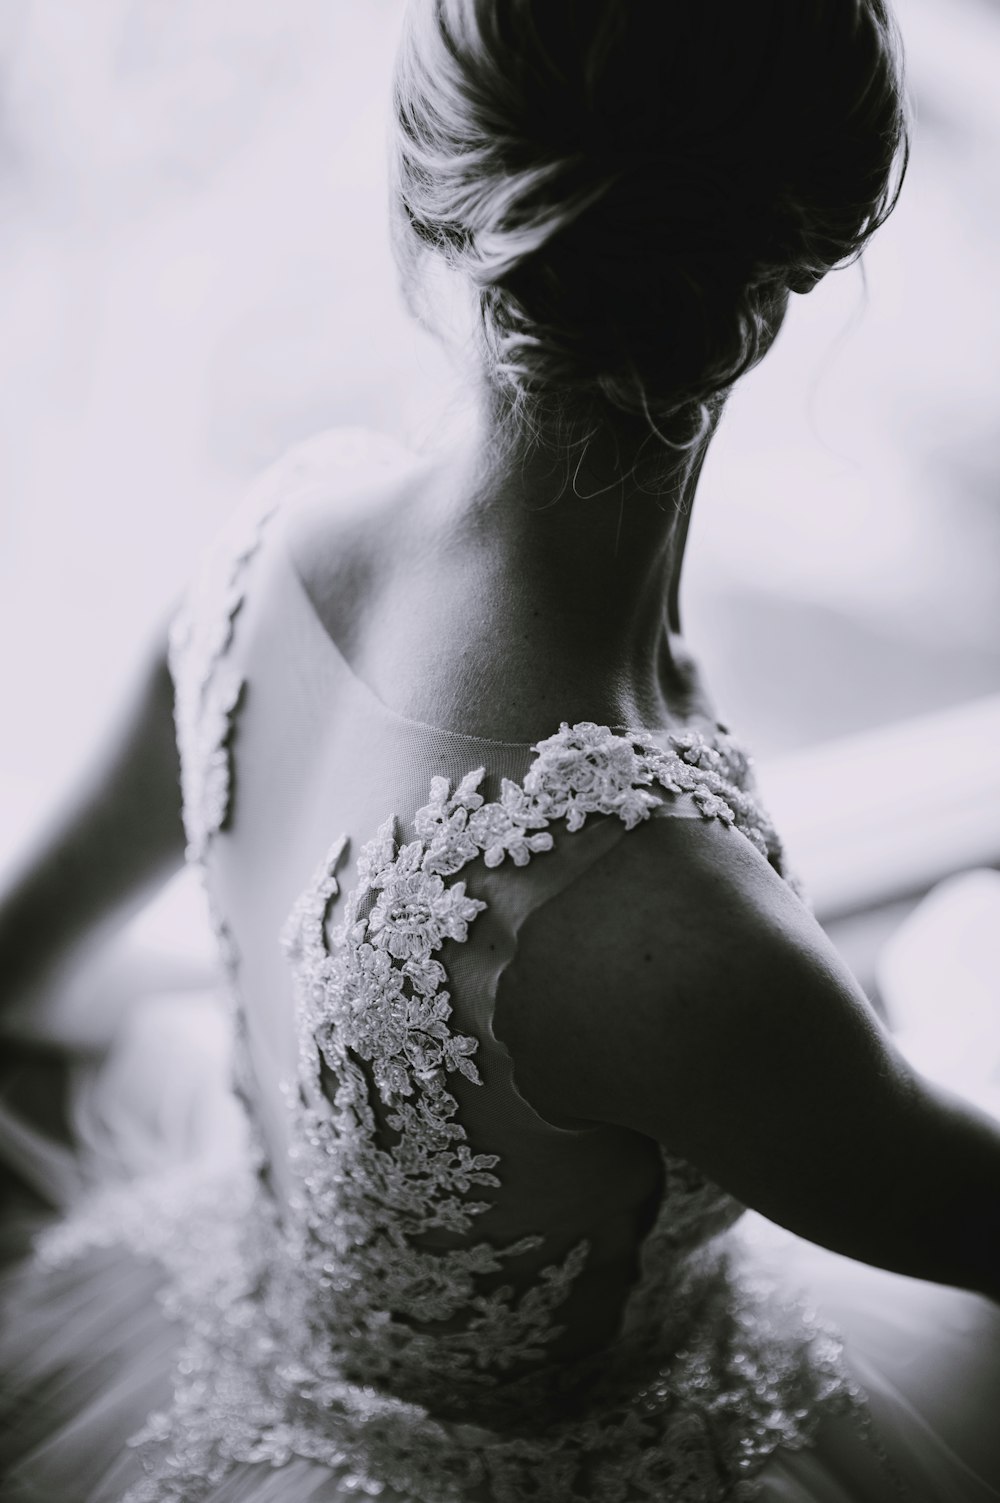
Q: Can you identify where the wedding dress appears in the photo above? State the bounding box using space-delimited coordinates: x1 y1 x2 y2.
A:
1 430 998 1503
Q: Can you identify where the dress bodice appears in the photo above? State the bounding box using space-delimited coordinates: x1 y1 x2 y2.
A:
43 431 855 1502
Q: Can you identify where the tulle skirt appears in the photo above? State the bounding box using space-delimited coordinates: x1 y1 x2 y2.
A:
2 875 999 1503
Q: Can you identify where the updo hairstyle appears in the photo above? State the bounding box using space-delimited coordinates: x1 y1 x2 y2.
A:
392 1 910 452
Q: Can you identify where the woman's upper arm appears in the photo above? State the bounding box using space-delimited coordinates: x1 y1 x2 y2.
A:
0 627 186 1032
495 815 1000 1298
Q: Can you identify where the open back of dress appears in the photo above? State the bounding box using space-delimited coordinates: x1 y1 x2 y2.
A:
149 429 853 1497
2 429 998 1503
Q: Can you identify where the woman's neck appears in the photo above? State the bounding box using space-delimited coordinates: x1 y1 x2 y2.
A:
420 398 719 730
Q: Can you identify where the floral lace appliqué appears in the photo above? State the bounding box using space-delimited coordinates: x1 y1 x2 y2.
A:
53 718 869 1503
277 773 586 1400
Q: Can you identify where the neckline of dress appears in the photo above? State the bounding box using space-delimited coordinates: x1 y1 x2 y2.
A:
283 520 733 755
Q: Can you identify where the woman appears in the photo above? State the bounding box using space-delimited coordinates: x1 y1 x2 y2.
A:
1 2 998 1499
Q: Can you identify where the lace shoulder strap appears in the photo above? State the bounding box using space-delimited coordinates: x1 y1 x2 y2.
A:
643 725 798 884
168 428 411 863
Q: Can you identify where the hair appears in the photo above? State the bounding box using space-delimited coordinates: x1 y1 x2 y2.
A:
392 1 910 459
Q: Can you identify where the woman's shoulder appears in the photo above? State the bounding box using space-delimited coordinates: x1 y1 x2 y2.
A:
497 804 811 1030
268 425 419 492
178 425 424 639
492 801 933 1244
249 426 422 549
178 427 418 597
170 426 420 702
273 426 434 615
493 803 881 1133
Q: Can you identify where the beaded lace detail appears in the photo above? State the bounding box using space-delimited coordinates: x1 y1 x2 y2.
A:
279 815 587 1401
271 721 794 1423
37 441 867 1501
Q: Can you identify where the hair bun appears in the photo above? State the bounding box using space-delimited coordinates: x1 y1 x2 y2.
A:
394 0 909 438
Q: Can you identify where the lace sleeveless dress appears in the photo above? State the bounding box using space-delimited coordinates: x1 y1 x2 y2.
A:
1 430 998 1503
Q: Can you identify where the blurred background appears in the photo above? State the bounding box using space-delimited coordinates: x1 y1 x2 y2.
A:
0 0 997 959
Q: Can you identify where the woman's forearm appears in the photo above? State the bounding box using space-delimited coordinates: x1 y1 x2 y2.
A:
0 638 186 1030
889 1077 1000 1305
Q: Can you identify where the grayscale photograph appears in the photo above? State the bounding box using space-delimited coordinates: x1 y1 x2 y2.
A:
0 3 998 1499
